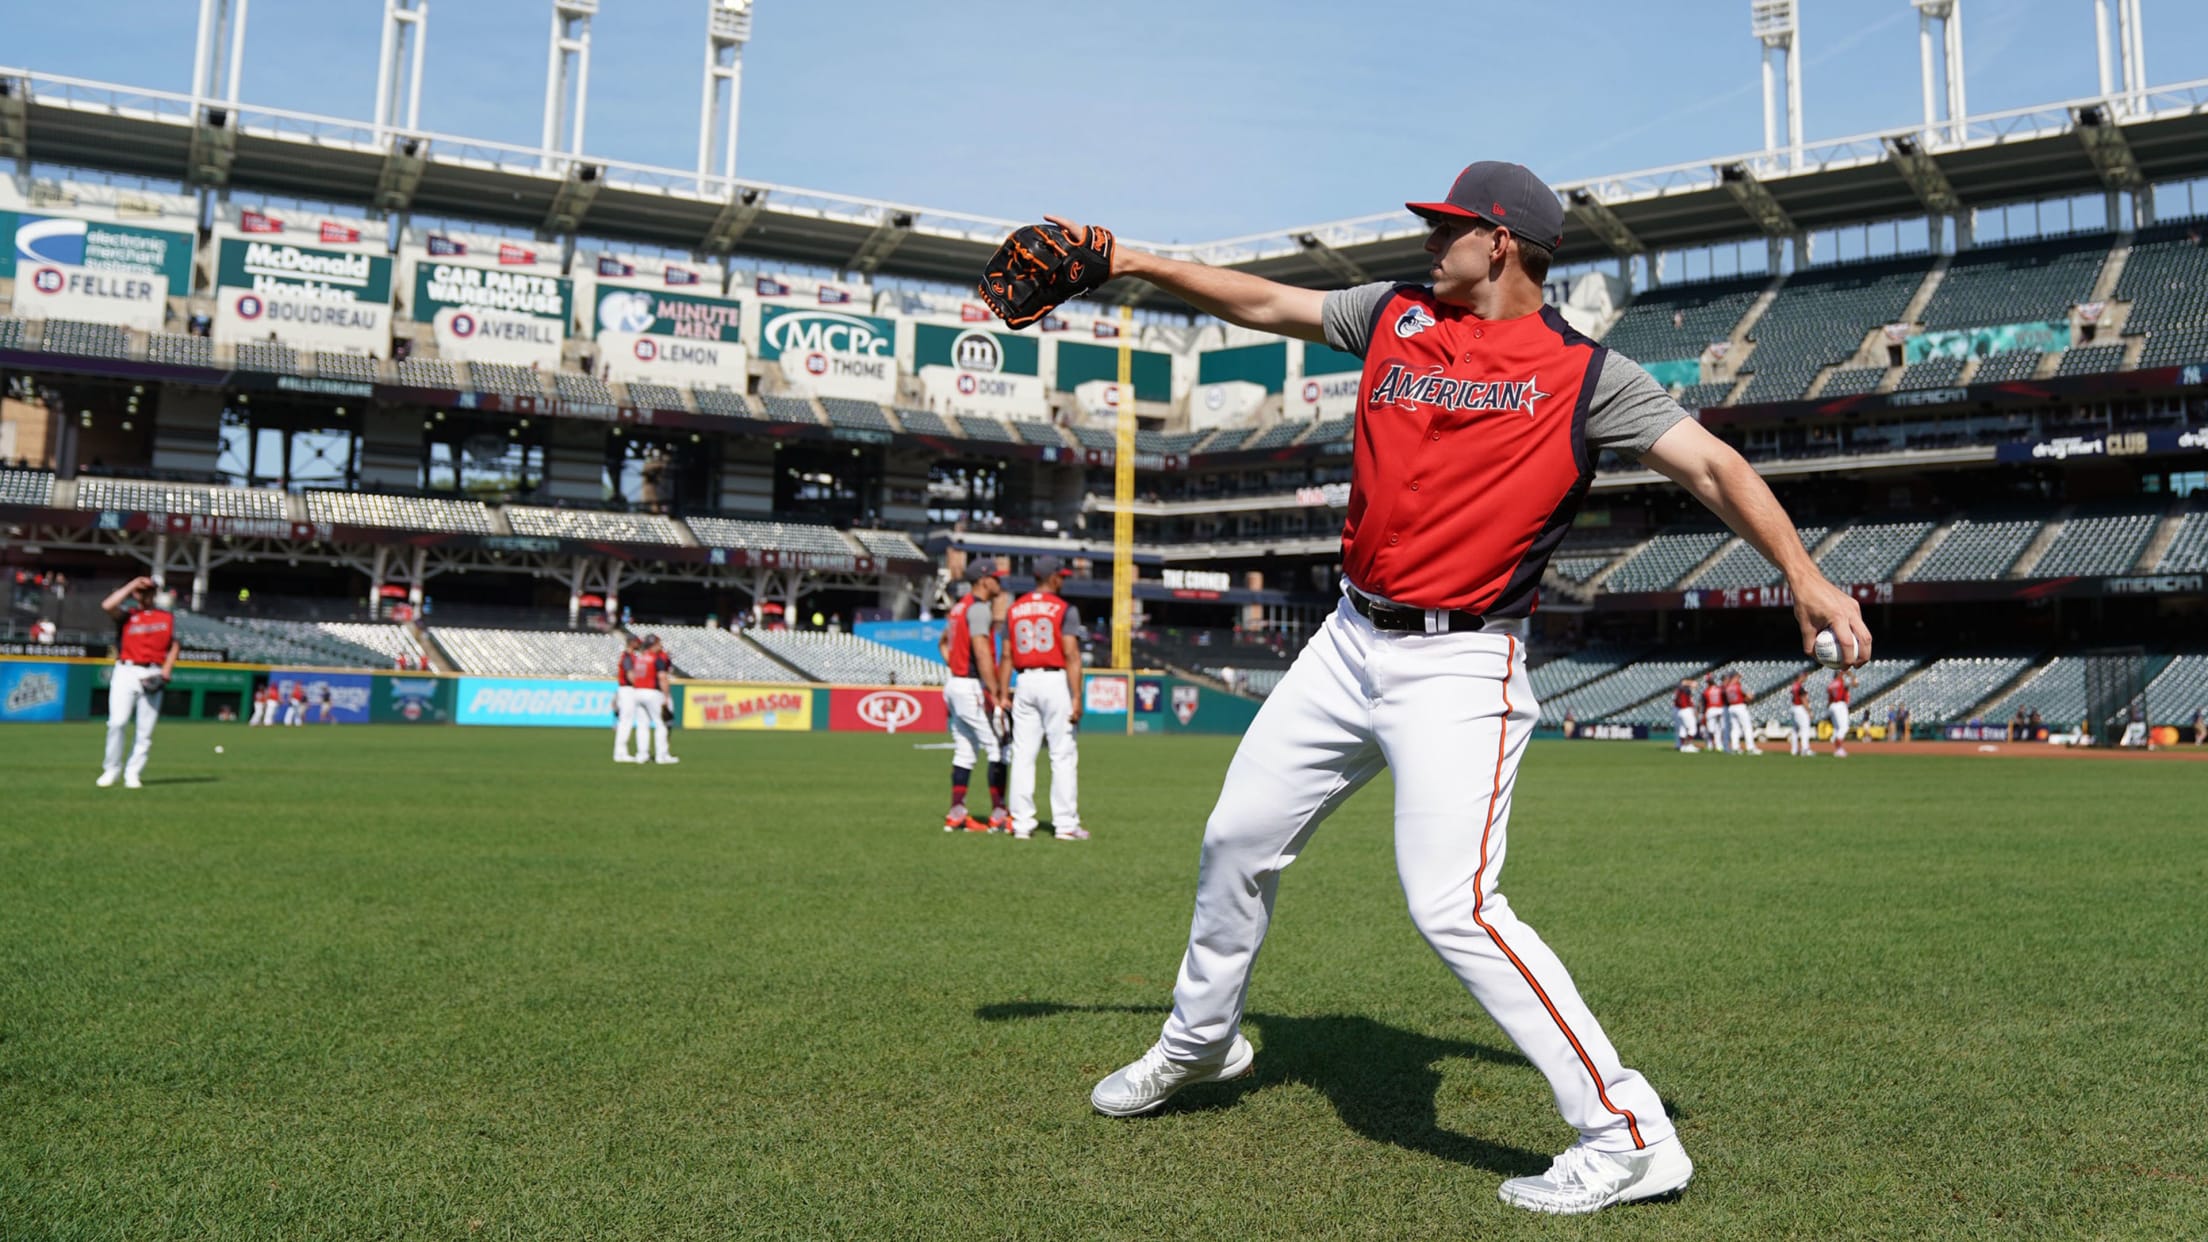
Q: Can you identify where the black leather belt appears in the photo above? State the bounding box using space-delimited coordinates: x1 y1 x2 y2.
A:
1346 585 1489 633
121 660 162 668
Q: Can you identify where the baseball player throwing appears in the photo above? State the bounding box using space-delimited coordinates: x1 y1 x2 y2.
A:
98 576 179 789
981 162 1872 1214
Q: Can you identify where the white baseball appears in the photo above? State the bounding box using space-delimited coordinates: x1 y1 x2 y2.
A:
1813 628 1848 669
214 745 225 754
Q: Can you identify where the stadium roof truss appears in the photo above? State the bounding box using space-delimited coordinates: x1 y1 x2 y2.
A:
7 65 2208 303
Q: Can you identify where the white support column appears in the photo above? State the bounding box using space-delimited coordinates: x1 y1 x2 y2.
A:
371 545 390 619
376 0 430 139
409 548 427 608
2094 0 2114 100
569 556 588 626
192 0 248 104
1944 1 1965 143
1751 1 1801 170
152 534 170 588
1785 37 1804 169
2124 0 2145 113
542 1 597 161
193 537 212 612
697 0 754 189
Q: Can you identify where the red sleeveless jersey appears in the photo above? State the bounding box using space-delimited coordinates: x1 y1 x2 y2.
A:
1342 292 1604 616
1006 591 1071 671
945 593 988 678
117 607 175 664
619 650 664 691
1703 684 1723 709
1674 687 1692 709
1791 682 1807 706
1828 675 1850 704
1724 682 1745 705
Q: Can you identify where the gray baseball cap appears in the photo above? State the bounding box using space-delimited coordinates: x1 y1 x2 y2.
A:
964 560 1000 583
1031 555 1065 579
1407 161 1565 253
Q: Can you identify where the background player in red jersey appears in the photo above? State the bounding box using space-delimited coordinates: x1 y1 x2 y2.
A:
98 576 178 788
1004 556 1085 842
1702 674 1728 754
1788 672 1815 756
1030 160 1869 1215
1724 671 1761 754
939 561 1011 832
1672 679 1699 752
1827 668 1856 757
615 635 678 764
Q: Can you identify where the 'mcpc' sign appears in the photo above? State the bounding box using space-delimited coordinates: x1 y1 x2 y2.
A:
829 687 946 734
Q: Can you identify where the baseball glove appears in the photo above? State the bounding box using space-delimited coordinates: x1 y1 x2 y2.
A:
140 674 168 696
976 219 1115 329
661 702 674 726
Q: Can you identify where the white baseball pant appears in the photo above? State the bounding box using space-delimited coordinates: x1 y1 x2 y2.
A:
945 677 1003 769
1727 703 1755 752
283 700 303 726
632 688 672 761
1829 702 1851 743
1704 706 1727 752
1158 597 1673 1154
1007 668 1079 836
613 685 640 759
102 663 163 782
1673 705 1697 747
1790 705 1813 754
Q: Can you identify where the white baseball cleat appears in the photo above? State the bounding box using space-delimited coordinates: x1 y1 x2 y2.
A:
1091 1034 1255 1117
96 770 119 787
123 775 143 789
654 756 681 765
1497 1135 1693 1215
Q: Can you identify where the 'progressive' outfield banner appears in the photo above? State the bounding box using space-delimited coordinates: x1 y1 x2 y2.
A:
4 212 193 332
758 305 898 403
413 262 572 368
1903 321 2070 364
681 682 815 730
214 238 394 357
455 677 616 727
593 286 748 387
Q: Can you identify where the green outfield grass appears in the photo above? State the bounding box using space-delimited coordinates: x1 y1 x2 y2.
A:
3 722 2204 1240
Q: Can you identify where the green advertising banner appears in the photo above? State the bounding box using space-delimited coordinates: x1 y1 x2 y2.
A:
756 304 897 361
592 285 742 342
214 237 395 356
92 662 254 721
1055 340 1172 402
412 261 572 366
1643 358 1702 389
1904 321 2070 364
5 210 196 331
371 673 457 724
1197 341 1289 393
1303 341 1363 376
913 322 1040 376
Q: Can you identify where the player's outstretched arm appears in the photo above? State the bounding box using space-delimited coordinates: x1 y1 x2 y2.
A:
102 576 153 618
1641 419 1873 667
1047 217 1329 343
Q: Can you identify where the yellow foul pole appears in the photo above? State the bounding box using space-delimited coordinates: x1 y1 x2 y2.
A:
1111 302 1136 732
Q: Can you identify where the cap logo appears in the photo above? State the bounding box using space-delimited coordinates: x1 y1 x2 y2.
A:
1492 203 1508 216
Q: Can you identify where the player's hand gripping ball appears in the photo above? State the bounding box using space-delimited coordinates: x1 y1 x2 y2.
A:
1813 627 1854 669
976 218 1115 329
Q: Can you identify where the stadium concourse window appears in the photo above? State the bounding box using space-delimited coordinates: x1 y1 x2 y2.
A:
214 402 357 490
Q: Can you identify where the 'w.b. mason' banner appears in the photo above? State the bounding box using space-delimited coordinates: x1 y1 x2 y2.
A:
592 286 748 388
214 238 394 357
758 305 898 403
413 262 573 367
913 321 1046 420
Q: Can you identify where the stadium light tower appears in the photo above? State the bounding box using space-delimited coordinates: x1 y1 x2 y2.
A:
375 0 430 139
1750 0 1804 171
2093 0 2146 116
542 0 596 162
698 0 753 189
1911 0 1966 147
191 0 248 104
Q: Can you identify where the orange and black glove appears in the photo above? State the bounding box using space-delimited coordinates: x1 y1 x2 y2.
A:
976 220 1114 329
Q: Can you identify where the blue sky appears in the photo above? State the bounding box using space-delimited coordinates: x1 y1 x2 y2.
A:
11 0 2207 241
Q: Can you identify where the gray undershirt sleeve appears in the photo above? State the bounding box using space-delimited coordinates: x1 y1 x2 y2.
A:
1584 351 1692 458
1062 605 1086 641
1320 282 1399 358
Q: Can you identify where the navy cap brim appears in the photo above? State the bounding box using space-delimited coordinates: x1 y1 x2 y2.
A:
1407 201 1557 251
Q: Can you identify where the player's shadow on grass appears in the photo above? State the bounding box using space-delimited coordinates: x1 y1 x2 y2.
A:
977 1000 1548 1176
141 775 222 786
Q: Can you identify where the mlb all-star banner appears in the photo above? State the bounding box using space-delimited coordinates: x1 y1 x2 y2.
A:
759 305 898 403
1189 380 1266 430
213 237 395 357
593 285 748 386
912 322 1041 376
413 262 572 368
919 365 1048 421
1283 371 1361 421
3 211 193 331
1903 320 2071 364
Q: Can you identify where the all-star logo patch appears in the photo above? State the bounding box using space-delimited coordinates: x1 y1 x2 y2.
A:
1369 362 1551 418
1394 304 1436 338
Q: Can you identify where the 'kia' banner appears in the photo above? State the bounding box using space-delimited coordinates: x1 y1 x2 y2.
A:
829 687 947 734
